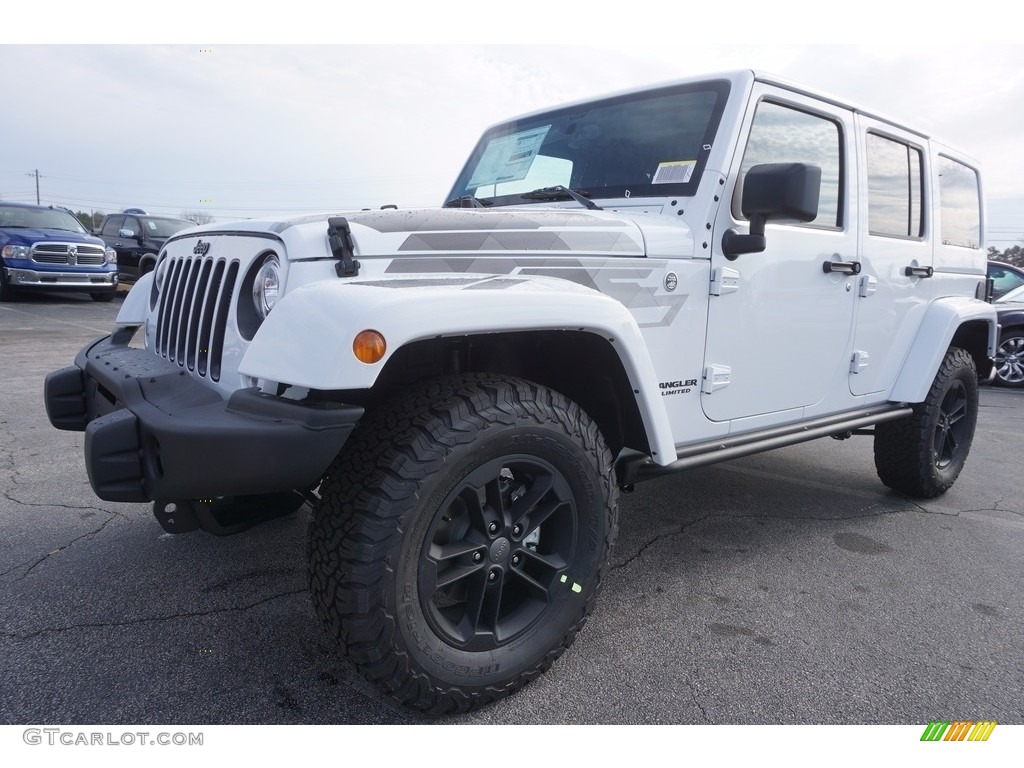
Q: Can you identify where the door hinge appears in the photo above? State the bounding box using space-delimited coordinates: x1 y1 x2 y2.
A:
850 350 870 374
710 266 740 296
858 275 878 298
702 364 731 394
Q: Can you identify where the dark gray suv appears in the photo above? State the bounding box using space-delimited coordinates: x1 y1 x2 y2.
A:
97 213 194 281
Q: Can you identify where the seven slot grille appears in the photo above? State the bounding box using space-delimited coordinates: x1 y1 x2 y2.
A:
155 255 239 382
31 243 106 265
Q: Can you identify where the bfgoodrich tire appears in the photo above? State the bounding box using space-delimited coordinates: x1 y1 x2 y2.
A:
307 374 618 714
874 346 979 498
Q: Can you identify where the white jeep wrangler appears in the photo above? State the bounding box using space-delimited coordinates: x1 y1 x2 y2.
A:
45 70 998 713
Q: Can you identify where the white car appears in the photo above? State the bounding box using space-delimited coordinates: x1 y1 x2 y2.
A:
45 70 998 713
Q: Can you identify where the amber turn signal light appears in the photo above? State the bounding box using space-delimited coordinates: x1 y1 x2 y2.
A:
353 330 386 364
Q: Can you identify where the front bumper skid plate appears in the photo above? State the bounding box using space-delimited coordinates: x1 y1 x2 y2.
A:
44 335 362 503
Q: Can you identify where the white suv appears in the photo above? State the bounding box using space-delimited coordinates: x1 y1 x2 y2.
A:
45 70 998 713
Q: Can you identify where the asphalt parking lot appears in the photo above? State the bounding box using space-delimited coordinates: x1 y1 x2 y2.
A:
1 290 1022 725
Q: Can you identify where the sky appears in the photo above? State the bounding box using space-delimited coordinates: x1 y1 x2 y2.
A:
2 5 1022 248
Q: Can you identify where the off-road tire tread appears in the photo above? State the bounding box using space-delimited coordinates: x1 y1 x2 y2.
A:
873 346 978 498
307 373 618 715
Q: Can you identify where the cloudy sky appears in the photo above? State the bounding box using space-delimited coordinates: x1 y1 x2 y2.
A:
3 8 1021 247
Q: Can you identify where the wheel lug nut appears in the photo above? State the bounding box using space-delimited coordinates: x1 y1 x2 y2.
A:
488 522 499 535
488 570 499 582
472 551 483 562
511 554 521 567
512 524 522 536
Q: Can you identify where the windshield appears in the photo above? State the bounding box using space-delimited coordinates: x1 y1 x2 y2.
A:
144 218 193 238
0 204 87 233
997 284 1024 303
447 80 730 206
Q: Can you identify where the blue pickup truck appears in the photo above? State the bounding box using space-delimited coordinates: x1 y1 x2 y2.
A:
0 202 118 301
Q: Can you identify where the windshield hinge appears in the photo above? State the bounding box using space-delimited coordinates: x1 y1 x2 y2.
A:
327 217 360 277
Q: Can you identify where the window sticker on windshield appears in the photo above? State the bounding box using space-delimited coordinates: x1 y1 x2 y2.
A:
146 221 157 231
467 126 552 188
653 160 696 184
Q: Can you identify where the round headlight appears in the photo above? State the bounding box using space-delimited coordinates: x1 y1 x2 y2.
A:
154 256 169 290
252 255 281 319
150 255 170 310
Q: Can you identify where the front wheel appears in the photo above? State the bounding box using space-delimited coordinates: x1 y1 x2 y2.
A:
0 269 15 302
873 346 979 498
307 374 618 714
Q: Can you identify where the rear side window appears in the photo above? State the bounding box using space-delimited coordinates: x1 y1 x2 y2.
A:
867 133 924 238
937 156 981 248
737 101 843 228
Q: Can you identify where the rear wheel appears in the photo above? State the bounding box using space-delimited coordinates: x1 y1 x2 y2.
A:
307 374 618 713
993 330 1024 388
874 346 978 497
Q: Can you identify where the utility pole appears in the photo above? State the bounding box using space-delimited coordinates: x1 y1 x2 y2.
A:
26 169 40 204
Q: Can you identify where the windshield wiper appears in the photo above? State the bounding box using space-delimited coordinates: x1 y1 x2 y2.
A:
519 186 601 210
443 195 490 209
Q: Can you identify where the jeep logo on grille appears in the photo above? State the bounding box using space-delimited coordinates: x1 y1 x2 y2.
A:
193 240 211 256
67 245 78 265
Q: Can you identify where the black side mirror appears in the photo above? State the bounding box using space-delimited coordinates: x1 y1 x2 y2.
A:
722 162 822 259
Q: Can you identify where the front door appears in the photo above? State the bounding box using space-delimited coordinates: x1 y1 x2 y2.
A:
703 86 858 423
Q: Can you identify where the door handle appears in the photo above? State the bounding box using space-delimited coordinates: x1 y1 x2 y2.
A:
904 265 934 278
822 259 861 275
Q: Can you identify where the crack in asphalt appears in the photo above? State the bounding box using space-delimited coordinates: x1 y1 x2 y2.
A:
610 514 711 572
0 589 307 640
609 504 918 573
11 512 119 581
2 485 125 518
688 657 710 723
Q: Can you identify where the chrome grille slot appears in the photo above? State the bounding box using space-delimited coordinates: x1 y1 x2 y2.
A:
155 255 238 382
185 259 213 371
209 261 239 382
31 242 106 265
197 260 226 377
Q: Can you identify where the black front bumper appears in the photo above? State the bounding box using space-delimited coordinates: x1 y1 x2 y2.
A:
44 335 363 503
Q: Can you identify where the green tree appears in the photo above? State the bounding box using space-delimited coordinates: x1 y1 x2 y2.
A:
988 244 1023 267
73 210 105 231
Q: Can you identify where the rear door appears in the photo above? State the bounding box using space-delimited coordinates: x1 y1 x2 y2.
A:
849 120 932 396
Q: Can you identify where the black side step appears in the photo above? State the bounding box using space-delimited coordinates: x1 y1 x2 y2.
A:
617 404 913 485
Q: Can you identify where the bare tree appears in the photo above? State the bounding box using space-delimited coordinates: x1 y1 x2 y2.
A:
181 210 215 225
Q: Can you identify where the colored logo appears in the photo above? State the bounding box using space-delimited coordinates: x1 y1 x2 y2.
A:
920 721 997 742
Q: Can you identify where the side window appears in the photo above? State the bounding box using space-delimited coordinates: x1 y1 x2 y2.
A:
937 156 981 248
736 101 842 228
989 264 1024 296
122 217 140 236
101 215 123 236
867 133 923 238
